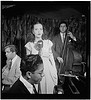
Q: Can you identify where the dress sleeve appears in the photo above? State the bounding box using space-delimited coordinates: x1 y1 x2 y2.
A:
25 42 32 50
25 42 32 55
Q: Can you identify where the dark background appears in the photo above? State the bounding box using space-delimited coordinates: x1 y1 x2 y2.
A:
2 1 89 19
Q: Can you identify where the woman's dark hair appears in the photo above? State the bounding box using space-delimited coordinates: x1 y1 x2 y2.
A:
20 54 43 76
31 21 43 30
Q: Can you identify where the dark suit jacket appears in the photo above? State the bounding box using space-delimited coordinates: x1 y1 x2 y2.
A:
52 34 64 60
52 34 75 60
8 79 31 94
52 34 74 72
2 79 32 99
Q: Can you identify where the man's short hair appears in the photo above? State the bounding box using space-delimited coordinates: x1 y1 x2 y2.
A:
59 21 68 27
20 54 43 76
4 45 17 53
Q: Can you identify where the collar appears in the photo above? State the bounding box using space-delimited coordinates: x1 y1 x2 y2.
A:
11 55 17 66
60 32 66 36
20 75 34 94
60 32 66 39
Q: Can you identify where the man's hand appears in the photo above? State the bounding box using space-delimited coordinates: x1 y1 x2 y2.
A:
57 57 63 63
67 32 76 41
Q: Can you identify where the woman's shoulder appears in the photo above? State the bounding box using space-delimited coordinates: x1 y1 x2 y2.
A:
43 39 53 46
43 39 52 43
25 41 34 48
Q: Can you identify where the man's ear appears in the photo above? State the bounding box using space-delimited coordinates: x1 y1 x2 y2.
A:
26 71 32 79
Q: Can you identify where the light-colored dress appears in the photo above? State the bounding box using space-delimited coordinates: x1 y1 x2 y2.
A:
25 39 58 94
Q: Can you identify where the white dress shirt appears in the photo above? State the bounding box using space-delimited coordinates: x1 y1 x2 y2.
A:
11 55 18 68
20 75 34 94
60 32 66 43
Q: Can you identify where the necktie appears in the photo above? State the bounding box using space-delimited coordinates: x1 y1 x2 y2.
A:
8 60 12 70
62 33 65 43
38 83 41 94
32 84 38 94
61 34 64 43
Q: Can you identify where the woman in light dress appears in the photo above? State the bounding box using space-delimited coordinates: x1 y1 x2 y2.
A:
25 22 57 94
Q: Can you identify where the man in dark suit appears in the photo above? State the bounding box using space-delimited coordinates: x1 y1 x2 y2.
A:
52 21 76 76
2 54 44 99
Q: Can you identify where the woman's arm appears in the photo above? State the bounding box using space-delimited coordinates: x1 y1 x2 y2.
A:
25 42 32 55
26 48 31 55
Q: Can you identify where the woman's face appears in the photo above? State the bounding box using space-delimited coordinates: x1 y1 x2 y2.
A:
32 23 43 38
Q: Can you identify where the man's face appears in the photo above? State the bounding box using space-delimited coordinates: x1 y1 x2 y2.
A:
59 23 67 33
31 63 44 84
5 47 14 60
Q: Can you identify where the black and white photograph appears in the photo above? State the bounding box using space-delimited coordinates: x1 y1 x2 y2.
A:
1 1 90 99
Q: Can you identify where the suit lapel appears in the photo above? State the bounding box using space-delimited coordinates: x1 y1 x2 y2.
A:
17 79 31 94
57 34 64 49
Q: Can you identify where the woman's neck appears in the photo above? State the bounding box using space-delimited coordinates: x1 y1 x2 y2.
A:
34 37 42 43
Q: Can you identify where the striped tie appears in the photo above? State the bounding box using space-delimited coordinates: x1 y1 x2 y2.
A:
38 83 41 94
32 84 38 94
8 60 12 70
